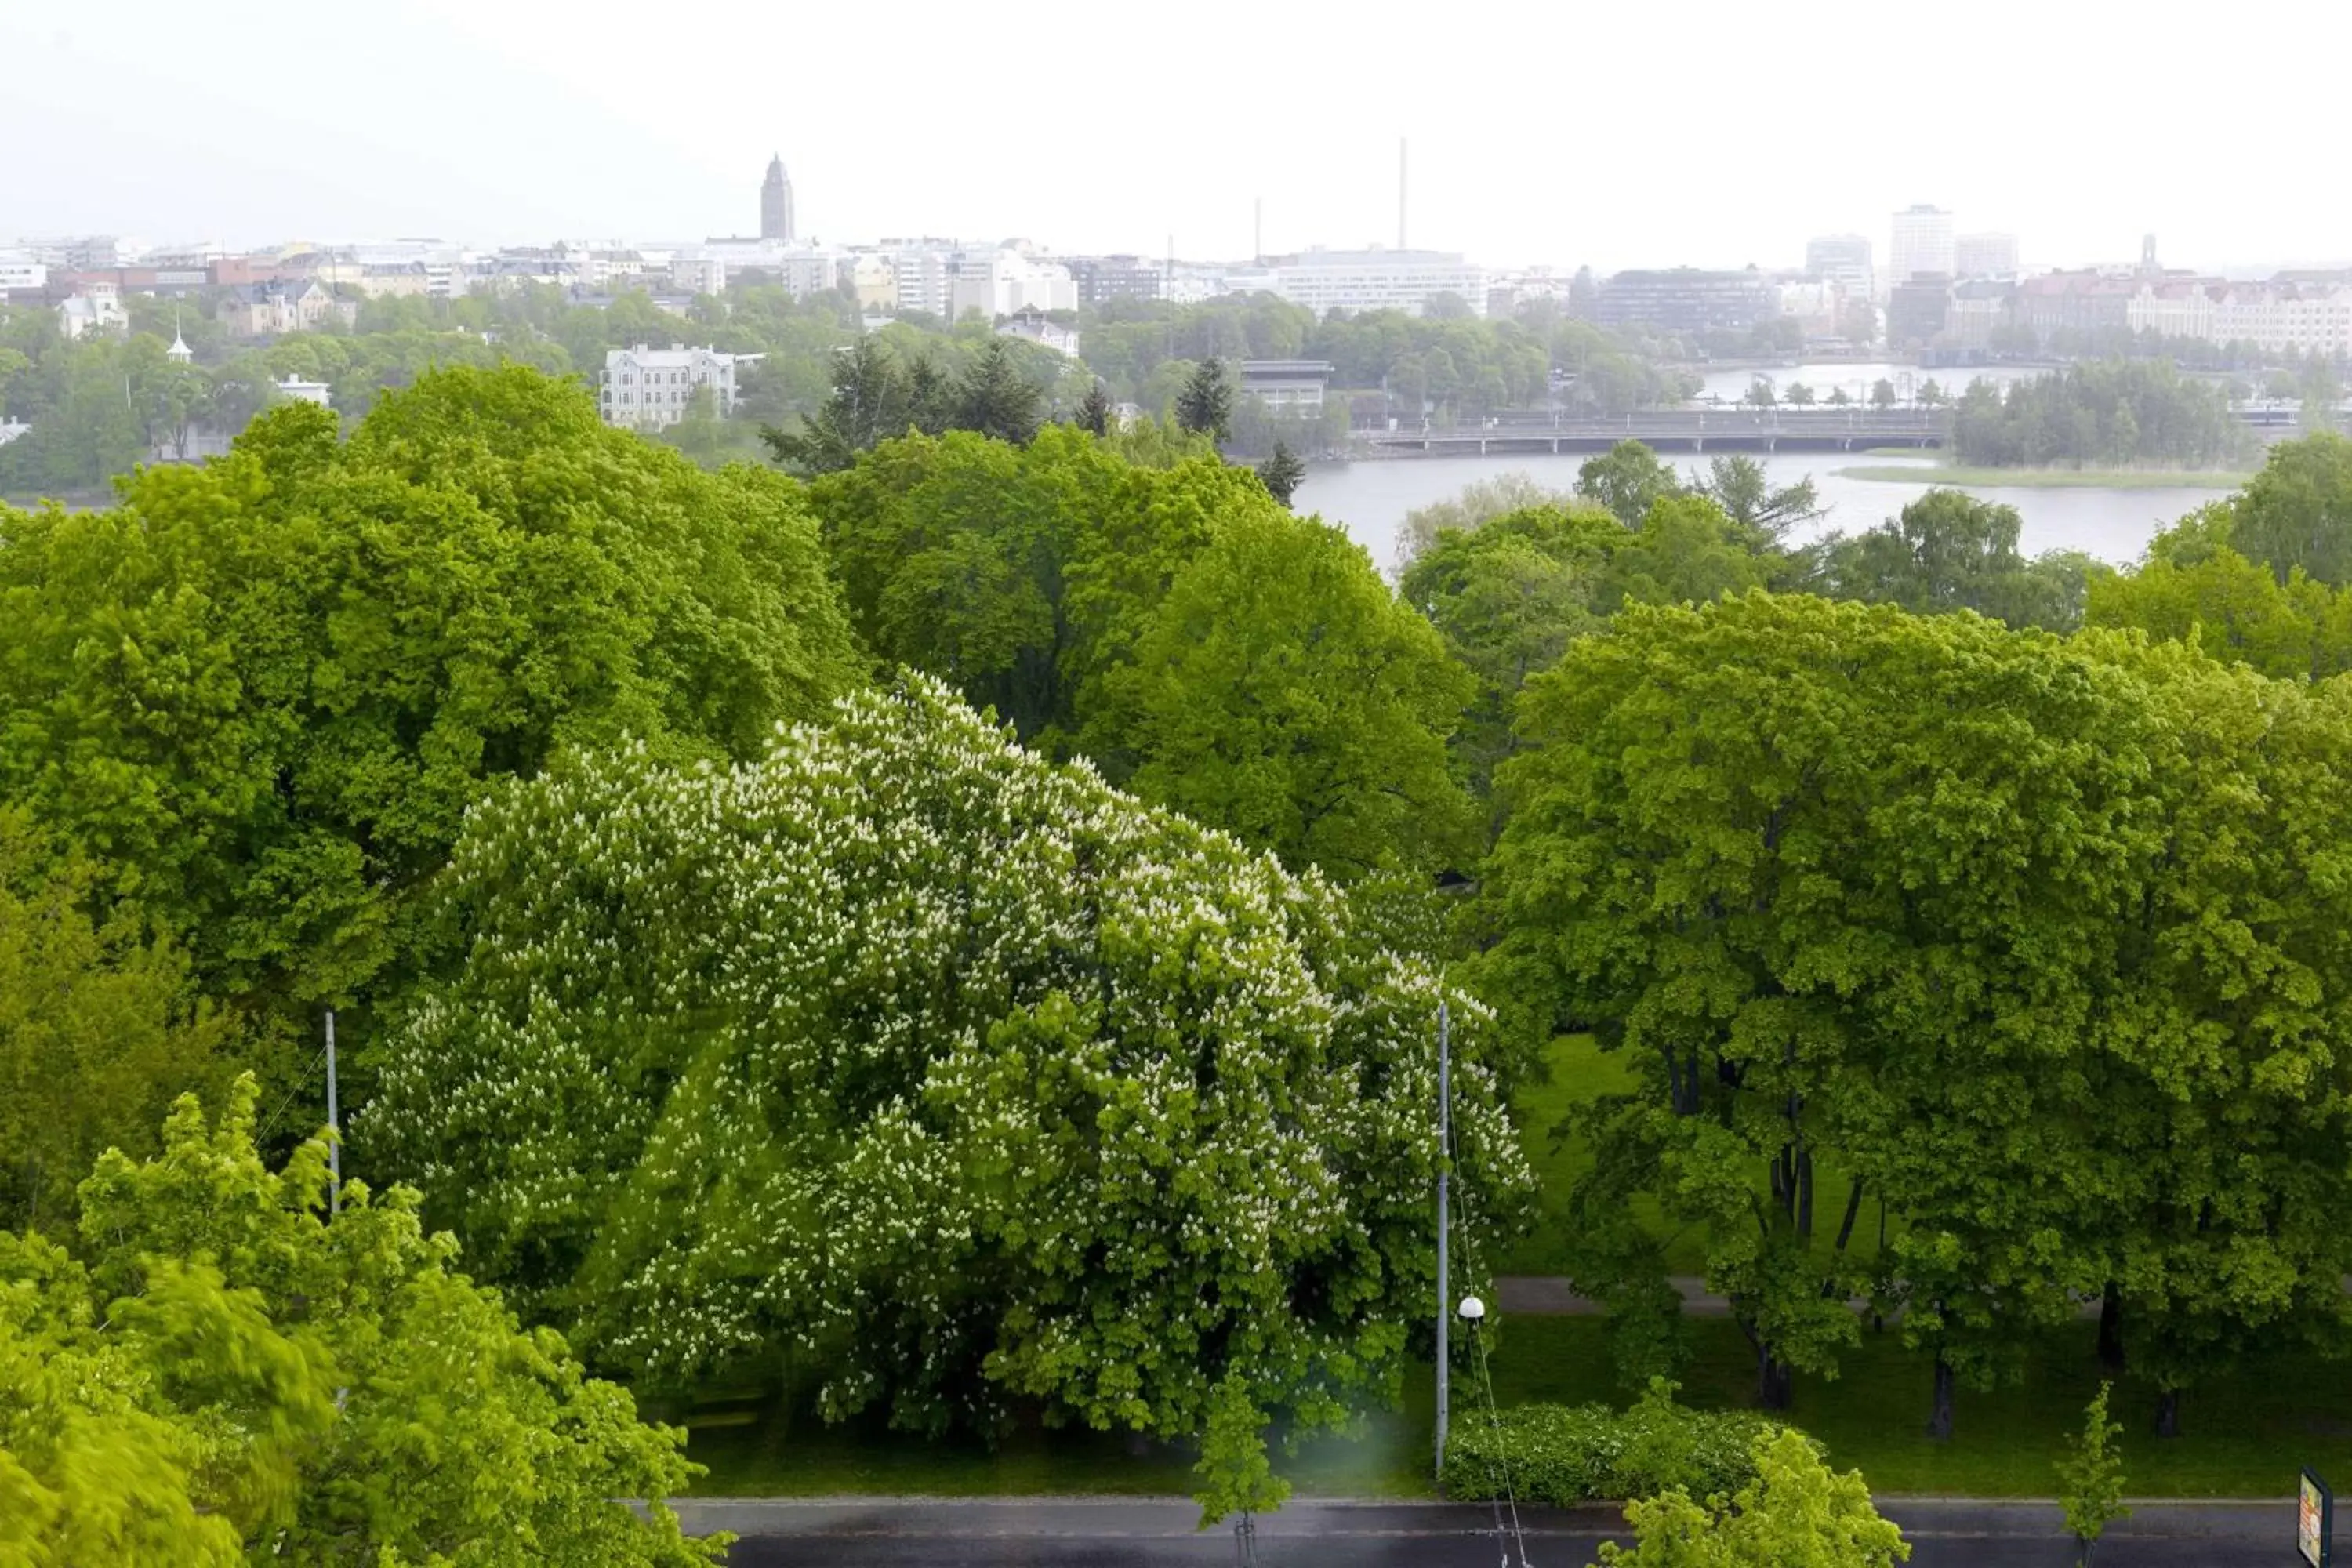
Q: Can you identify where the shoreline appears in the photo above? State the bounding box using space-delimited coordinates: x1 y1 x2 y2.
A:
1835 463 2249 490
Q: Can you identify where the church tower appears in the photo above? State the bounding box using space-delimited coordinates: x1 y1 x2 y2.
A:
760 154 795 242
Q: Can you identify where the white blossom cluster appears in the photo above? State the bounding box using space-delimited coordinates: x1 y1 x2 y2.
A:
360 674 1531 1450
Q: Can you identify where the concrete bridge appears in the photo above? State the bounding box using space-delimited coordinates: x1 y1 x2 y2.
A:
1357 408 1946 456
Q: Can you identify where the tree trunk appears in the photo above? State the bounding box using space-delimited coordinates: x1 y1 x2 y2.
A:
1796 1149 1815 1242
1925 1355 1955 1441
2096 1284 2125 1374
2154 1387 2180 1439
1756 1346 1794 1410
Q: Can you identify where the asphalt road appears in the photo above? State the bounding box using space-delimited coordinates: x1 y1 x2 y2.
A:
677 1497 2303 1567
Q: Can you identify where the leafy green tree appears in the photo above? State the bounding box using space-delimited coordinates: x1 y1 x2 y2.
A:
1093 507 1476 880
2085 503 2352 680
1399 505 1621 805
2227 432 2352 586
1744 379 1777 409
1575 440 1682 528
1255 438 1305 506
1593 1428 1908 1567
808 424 1239 747
953 336 1044 445
361 677 1534 1519
1949 360 2250 470
0 365 862 1010
1870 379 1898 410
1691 454 1822 550
1076 378 1113 437
1809 489 2085 630
2058 1383 2129 1563
1176 356 1234 441
1395 470 1575 570
1604 494 1771 608
0 1078 722 1566
1483 596 2199 1416
1785 381 1817 407
0 812 234 1232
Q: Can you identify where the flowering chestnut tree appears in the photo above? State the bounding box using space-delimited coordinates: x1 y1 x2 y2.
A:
363 675 1530 1515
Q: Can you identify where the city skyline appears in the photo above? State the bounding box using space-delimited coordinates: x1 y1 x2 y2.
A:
5 0 2349 274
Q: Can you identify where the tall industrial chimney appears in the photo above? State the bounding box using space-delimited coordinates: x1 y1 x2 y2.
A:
1398 138 1408 250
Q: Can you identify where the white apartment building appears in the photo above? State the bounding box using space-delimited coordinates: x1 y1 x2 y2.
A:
2214 284 2352 357
669 253 727 296
949 250 1077 319
600 345 746 430
1954 232 2019 278
0 254 46 292
1241 247 1487 318
1889 205 1955 289
2125 280 2216 340
274 374 332 409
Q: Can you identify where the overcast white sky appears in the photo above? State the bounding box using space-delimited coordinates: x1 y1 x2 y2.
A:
5 0 2347 274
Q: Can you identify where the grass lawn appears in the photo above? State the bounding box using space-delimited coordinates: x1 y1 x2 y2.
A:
666 1033 2328 1501
1835 463 2249 489
671 1315 2337 1499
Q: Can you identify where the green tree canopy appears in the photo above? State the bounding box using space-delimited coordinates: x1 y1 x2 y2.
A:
1575 440 1682 528
0 364 863 1007
361 677 1533 1516
2086 503 2352 681
2227 432 2352 586
1808 488 2086 630
0 811 235 1232
1482 593 2352 1432
1593 1428 1908 1568
1090 506 1476 880
0 1078 720 1566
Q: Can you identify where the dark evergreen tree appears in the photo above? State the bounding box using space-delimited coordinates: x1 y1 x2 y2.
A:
953 337 1044 446
1076 379 1113 437
1256 440 1306 506
1176 357 1234 442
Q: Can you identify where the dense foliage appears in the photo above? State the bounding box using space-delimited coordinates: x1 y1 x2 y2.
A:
1951 361 2249 470
1806 488 2092 630
361 677 1533 1515
0 813 235 1232
1441 1380 1795 1504
808 426 1472 879
1594 1428 1909 1568
1483 593 2352 1434
0 1079 719 1566
0 365 860 1007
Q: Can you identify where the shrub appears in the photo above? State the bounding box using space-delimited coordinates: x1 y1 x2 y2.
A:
1443 1380 1801 1504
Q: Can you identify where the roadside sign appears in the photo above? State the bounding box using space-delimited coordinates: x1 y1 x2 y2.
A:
2303 1468 2334 1568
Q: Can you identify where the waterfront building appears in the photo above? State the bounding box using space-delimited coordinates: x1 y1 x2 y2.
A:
2016 270 2135 339
1804 234 1875 300
600 344 746 430
1592 268 1774 334
760 155 796 243
1942 278 2017 349
274 373 332 409
1239 359 1336 415
1889 205 1955 289
0 253 48 292
1954 232 2019 279
1886 274 1953 349
2212 281 2352 357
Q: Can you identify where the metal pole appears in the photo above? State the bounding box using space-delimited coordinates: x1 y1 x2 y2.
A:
1435 1000 1450 1484
325 1009 340 1214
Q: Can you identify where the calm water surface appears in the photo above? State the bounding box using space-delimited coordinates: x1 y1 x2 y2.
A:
1295 450 2232 574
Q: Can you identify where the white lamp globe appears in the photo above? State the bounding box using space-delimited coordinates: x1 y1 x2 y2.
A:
1457 1295 1486 1321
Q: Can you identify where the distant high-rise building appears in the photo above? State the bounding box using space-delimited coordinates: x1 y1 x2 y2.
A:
1592 268 1775 334
1954 232 2019 279
760 154 796 242
1805 234 1875 299
1889 205 1955 289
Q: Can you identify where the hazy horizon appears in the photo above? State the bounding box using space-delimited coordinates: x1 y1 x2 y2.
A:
5 0 2350 274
